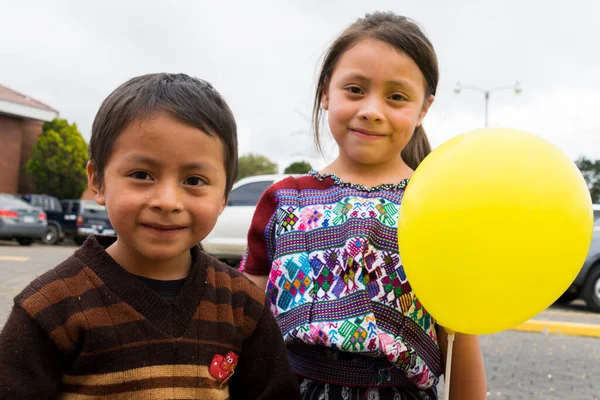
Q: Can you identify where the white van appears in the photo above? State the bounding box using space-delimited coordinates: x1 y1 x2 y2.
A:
201 174 295 263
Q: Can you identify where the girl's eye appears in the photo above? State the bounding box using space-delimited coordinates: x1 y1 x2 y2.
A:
185 176 205 186
390 93 406 101
131 171 152 180
345 86 364 95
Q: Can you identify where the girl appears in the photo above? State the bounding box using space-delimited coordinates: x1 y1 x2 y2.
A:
241 12 486 400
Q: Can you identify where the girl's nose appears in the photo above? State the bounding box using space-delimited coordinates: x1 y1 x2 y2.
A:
357 96 384 123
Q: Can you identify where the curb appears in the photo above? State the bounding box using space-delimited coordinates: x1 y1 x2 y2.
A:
512 319 600 338
0 256 30 262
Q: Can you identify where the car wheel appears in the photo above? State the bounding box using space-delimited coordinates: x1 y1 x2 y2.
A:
583 265 600 313
42 225 60 245
74 237 85 246
556 291 578 305
17 238 33 246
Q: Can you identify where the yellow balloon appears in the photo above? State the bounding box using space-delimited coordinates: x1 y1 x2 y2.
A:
398 128 593 335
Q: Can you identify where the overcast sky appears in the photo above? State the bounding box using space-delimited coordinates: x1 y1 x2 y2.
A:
2 0 598 171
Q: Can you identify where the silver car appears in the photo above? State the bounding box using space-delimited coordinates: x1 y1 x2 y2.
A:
560 205 600 312
0 194 47 246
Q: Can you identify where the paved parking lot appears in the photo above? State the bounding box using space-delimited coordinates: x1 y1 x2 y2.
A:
1 241 599 399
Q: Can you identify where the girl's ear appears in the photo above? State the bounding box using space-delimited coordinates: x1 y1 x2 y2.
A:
417 95 435 127
321 80 330 111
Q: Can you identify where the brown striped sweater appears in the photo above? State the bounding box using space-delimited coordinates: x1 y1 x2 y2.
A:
0 236 301 399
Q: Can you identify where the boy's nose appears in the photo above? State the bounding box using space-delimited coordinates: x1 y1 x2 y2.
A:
150 183 184 213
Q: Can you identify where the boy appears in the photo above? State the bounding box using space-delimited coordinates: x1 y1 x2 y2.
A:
0 73 301 399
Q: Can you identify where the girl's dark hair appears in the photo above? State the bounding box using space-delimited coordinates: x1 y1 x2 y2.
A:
312 12 438 170
89 73 238 195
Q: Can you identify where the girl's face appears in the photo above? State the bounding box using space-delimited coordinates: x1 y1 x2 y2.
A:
322 38 434 168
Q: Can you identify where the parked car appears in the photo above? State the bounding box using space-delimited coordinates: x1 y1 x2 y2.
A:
20 194 67 245
560 204 600 312
0 194 47 245
60 199 115 245
201 175 294 263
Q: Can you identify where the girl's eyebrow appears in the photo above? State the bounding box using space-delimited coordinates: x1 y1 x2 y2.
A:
339 71 417 91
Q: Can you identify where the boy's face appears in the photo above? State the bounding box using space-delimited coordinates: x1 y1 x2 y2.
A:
88 111 227 265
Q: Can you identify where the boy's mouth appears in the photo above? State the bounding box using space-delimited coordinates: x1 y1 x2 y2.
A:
142 223 186 231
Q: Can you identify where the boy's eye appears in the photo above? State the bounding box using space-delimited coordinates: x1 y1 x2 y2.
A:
131 171 152 180
185 176 205 186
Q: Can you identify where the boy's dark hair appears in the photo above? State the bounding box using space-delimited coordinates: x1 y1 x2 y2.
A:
312 12 439 170
89 73 238 196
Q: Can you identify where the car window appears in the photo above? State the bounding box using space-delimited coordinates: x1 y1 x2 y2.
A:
48 198 56 210
82 201 108 217
61 201 71 213
228 181 274 207
52 198 63 212
594 210 600 226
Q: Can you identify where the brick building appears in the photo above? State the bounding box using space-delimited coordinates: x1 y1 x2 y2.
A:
0 85 58 194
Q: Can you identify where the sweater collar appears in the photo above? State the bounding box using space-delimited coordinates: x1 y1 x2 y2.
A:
74 235 207 337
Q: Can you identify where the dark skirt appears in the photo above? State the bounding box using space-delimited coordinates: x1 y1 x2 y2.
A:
297 377 438 400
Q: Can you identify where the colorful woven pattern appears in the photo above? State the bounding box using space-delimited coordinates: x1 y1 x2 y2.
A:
241 172 443 390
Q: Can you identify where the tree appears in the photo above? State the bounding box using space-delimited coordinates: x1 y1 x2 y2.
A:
237 154 278 181
25 118 88 199
575 156 600 203
284 161 312 174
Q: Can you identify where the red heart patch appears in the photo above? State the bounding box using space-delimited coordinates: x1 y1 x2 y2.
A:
209 351 239 383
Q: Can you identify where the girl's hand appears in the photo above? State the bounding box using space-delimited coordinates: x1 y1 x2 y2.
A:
437 327 487 400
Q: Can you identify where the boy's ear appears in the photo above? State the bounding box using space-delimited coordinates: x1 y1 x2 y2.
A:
219 195 227 215
86 161 105 205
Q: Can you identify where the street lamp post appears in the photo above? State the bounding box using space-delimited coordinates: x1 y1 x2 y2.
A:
454 81 522 127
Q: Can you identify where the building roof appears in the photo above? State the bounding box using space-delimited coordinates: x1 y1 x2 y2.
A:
0 84 58 121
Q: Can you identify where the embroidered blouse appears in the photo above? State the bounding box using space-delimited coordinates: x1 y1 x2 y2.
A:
240 171 442 389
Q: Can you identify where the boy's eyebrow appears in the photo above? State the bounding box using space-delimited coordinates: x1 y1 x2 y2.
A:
122 155 160 167
181 161 219 172
123 154 219 172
